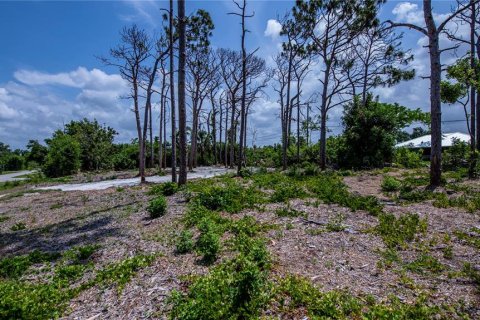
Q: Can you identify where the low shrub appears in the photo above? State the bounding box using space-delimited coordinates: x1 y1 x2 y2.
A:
196 219 221 263
393 147 424 168
149 182 178 196
147 196 167 219
176 230 194 254
381 176 401 192
270 183 305 203
375 213 427 249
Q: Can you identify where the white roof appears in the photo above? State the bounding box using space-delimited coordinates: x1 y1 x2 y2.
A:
395 132 470 149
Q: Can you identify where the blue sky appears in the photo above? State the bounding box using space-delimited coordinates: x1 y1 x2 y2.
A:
0 0 470 149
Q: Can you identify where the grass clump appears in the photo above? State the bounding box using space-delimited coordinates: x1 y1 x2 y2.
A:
0 216 9 223
149 182 178 196
95 254 156 292
381 176 401 192
176 230 194 254
308 173 383 216
170 243 271 320
404 254 445 275
0 250 60 279
0 245 100 319
195 182 263 213
196 219 221 263
454 228 480 249
375 213 427 249
270 183 306 203
275 206 304 218
147 195 167 219
10 222 26 231
273 275 451 319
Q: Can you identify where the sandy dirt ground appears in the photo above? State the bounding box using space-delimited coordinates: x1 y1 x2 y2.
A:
0 168 479 319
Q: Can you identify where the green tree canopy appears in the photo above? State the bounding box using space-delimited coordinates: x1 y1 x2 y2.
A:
338 94 429 168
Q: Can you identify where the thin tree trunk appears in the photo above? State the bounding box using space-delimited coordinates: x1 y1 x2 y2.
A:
159 79 165 170
424 0 442 187
319 62 331 170
469 0 476 177
225 101 229 167
149 97 154 168
170 0 177 183
296 82 301 162
177 0 187 185
230 98 236 168
237 0 248 175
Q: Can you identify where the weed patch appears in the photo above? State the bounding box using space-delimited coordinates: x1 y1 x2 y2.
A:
375 213 427 249
147 196 167 219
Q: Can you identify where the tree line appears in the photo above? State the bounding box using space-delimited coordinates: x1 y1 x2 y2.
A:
2 0 479 188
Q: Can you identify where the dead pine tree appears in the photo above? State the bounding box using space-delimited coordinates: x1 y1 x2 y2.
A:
177 0 187 185
387 0 478 187
228 0 254 175
168 0 177 183
101 25 150 183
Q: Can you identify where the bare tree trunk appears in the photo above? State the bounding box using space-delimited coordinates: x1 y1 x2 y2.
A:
225 102 229 167
178 0 187 185
237 0 248 175
170 0 177 183
134 84 145 183
211 94 218 165
229 98 236 169
163 99 167 168
319 62 331 170
469 0 476 177
159 81 165 170
296 82 301 163
424 0 442 187
149 98 154 168
476 16 480 151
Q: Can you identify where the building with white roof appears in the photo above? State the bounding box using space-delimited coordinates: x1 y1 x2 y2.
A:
395 132 470 149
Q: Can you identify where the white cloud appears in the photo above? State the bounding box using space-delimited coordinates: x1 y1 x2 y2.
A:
0 67 136 149
264 19 282 40
392 2 423 25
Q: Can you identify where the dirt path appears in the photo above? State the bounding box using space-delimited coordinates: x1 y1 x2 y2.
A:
38 167 234 191
0 170 35 182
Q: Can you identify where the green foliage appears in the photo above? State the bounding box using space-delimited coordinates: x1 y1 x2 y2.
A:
443 138 469 171
195 182 263 213
0 250 60 279
338 94 428 168
462 263 480 291
10 222 26 231
147 196 167 219
307 173 383 216
404 254 445 275
149 182 178 196
275 206 304 217
111 143 138 170
176 230 194 254
393 147 424 168
375 213 427 249
170 246 271 320
270 182 306 203
0 245 99 319
196 220 221 263
25 140 48 168
43 132 81 178
64 118 118 171
381 176 401 192
95 254 156 291
274 275 446 319
454 228 480 249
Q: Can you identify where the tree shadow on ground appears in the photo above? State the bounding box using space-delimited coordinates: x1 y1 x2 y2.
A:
0 202 136 256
